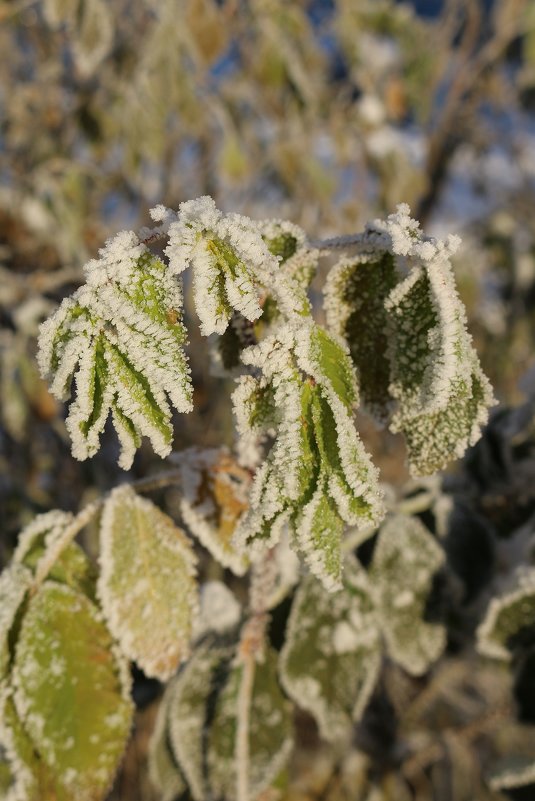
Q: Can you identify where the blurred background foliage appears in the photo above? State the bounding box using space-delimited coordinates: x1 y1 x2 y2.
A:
3 0 535 799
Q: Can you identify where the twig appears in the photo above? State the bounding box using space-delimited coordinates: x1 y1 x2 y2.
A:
235 551 277 801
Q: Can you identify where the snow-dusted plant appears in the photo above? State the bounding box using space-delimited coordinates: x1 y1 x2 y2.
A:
0 199 496 801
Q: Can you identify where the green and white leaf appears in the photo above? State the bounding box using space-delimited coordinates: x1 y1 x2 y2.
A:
10 582 133 801
168 643 293 801
234 322 383 590
37 233 193 469
477 569 535 661
98 485 199 680
0 565 32 681
324 252 397 424
207 647 294 801
261 218 319 317
14 510 97 599
370 514 446 675
148 690 187 801
379 207 494 474
395 358 495 475
165 197 304 335
280 559 380 743
0 690 54 801
168 644 233 801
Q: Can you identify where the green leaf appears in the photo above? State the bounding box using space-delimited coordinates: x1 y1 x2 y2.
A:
370 515 446 675
394 362 495 476
386 258 495 476
11 582 133 801
168 645 233 801
0 691 56 801
148 691 187 801
307 325 358 410
294 472 345 591
168 644 293 801
0 565 32 681
477 570 535 661
38 243 193 469
324 253 397 423
207 647 294 801
280 560 380 743
260 219 319 317
234 324 384 590
98 485 199 680
14 511 97 600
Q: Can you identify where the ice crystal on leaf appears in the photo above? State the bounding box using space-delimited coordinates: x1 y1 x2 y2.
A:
324 204 495 475
98 485 199 681
233 321 384 590
37 233 192 469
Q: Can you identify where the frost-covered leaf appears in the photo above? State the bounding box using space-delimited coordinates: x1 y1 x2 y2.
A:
370 514 446 675
168 645 233 801
165 197 303 335
207 647 294 800
378 205 494 475
168 643 293 801
280 559 380 742
260 218 319 318
324 252 397 424
148 690 187 801
98 485 199 680
14 511 97 599
38 234 193 469
477 569 535 661
11 582 133 801
233 322 383 591
396 360 495 475
177 447 250 574
0 691 55 801
0 566 32 681
322 204 494 474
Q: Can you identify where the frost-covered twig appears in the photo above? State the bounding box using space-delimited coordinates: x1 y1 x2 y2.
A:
236 551 277 801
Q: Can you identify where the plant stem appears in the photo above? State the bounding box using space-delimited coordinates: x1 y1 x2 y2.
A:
235 551 277 801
